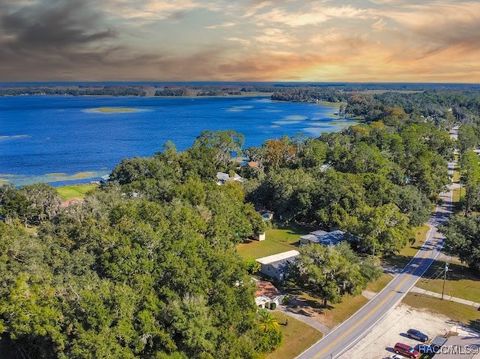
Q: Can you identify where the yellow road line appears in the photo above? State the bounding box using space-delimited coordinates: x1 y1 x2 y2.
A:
313 274 412 358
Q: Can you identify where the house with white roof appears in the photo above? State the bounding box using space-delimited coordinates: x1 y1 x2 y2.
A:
256 250 299 281
216 172 245 185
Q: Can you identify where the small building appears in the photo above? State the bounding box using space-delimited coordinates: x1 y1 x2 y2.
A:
256 250 300 281
254 280 283 309
216 172 245 185
254 232 266 241
216 172 230 185
299 230 347 246
433 335 480 358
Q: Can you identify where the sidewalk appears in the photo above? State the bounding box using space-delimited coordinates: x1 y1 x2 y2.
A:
411 286 480 309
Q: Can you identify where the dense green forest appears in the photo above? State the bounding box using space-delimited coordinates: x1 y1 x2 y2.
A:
2 88 480 358
0 133 275 359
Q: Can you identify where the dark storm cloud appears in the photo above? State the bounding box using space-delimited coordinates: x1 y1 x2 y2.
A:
0 0 123 79
0 0 115 50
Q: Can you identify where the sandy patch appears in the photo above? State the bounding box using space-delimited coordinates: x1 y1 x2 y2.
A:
340 304 474 359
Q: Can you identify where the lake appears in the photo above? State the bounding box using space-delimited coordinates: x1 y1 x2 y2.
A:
0 96 355 186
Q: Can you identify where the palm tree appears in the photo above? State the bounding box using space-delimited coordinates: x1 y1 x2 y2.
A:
257 309 280 333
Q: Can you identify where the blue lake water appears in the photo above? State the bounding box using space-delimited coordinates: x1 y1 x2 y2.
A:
0 96 355 186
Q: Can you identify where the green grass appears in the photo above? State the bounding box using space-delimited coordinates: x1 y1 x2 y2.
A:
402 293 480 331
321 294 369 328
383 225 430 269
366 273 393 293
265 312 322 359
416 260 480 303
452 171 461 183
56 183 97 200
452 186 465 204
293 291 369 328
237 226 308 261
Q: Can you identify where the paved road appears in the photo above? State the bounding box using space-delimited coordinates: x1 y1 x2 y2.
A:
297 167 455 359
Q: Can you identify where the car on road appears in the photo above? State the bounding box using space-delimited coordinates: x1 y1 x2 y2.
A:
393 342 420 358
406 329 429 342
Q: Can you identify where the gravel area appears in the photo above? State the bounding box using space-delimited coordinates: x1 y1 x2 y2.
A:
340 304 474 359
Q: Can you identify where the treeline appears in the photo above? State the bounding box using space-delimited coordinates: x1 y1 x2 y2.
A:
0 86 148 96
154 88 245 97
271 88 347 103
347 91 480 123
272 88 480 126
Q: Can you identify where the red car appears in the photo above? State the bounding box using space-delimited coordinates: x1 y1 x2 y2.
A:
393 342 420 358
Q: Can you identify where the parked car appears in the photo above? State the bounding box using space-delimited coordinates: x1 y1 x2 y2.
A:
393 342 420 359
407 329 429 342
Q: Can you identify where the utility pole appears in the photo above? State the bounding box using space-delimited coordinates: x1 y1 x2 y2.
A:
442 262 449 300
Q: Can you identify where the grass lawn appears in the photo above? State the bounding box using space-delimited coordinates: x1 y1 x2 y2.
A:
402 293 480 331
383 225 430 269
452 170 461 183
320 294 369 328
237 226 309 261
266 311 322 359
452 186 465 205
416 260 480 303
56 183 98 200
366 273 393 293
294 291 369 329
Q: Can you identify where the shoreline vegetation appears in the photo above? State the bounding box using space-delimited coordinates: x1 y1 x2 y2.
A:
1 82 480 100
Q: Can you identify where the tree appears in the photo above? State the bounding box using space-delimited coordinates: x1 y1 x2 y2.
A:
255 310 282 353
257 168 315 223
459 150 480 214
300 139 328 168
394 185 432 226
293 244 367 306
458 124 479 153
0 184 61 225
193 130 244 169
442 215 480 272
262 138 298 170
350 204 412 256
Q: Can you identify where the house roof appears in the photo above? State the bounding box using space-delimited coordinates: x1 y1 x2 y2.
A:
216 172 230 181
255 280 280 299
256 250 300 265
300 230 346 246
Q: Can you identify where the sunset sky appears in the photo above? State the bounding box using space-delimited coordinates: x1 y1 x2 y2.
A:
0 0 479 82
